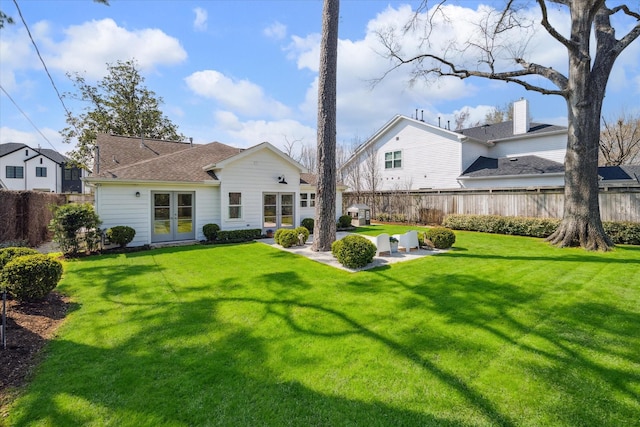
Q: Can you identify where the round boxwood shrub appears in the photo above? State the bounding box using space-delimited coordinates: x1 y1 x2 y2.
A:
337 215 353 229
295 226 310 244
424 227 456 249
301 218 314 233
277 229 300 248
106 225 136 248
2 254 63 301
0 247 40 270
331 235 376 269
273 228 285 245
203 223 220 242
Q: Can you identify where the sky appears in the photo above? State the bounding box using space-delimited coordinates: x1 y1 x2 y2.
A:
1 0 639 159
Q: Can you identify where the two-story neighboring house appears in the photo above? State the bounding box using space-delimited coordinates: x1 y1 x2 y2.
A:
0 143 84 193
340 99 568 191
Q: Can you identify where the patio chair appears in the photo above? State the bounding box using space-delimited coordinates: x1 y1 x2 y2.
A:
374 233 392 256
395 230 420 252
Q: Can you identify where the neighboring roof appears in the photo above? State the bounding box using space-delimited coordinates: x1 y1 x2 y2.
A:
0 143 26 157
461 155 565 178
94 134 192 174
94 141 242 182
457 121 566 143
598 165 640 182
37 148 68 164
300 173 317 186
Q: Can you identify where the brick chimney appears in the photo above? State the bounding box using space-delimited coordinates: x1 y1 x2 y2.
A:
513 98 530 135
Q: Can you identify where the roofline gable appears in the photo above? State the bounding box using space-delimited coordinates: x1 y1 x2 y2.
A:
203 141 306 172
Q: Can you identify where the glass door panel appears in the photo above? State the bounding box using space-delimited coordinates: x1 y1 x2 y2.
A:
152 192 195 242
263 193 277 228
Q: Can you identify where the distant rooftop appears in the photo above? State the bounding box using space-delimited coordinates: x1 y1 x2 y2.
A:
458 121 566 143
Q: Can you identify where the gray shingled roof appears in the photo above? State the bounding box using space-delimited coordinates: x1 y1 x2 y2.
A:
598 165 640 182
96 141 243 182
0 143 26 157
461 155 565 177
1 143 69 164
457 121 566 143
94 134 193 174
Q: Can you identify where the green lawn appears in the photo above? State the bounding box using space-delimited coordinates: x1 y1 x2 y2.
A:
5 228 640 426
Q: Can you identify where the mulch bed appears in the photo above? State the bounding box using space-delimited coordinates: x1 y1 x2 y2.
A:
0 291 70 416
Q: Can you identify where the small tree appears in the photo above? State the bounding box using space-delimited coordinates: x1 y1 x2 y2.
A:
49 203 102 255
599 111 640 166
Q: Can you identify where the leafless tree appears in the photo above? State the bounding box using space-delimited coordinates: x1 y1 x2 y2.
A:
484 102 515 124
377 1 640 250
599 111 640 166
363 145 382 218
313 0 339 252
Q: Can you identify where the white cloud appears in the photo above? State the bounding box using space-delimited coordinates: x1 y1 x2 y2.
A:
212 111 316 150
46 19 187 78
263 21 287 40
185 70 291 119
193 7 208 32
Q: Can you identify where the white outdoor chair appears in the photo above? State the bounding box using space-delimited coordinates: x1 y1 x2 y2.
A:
374 233 392 256
396 230 420 252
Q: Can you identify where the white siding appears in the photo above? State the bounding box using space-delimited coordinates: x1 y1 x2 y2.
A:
95 183 219 246
218 149 301 231
488 132 566 163
460 175 565 189
0 148 62 192
461 141 490 172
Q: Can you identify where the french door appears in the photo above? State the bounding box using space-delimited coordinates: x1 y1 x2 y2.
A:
263 193 295 230
152 192 195 243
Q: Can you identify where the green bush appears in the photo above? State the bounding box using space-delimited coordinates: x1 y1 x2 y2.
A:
277 229 299 248
603 221 640 245
214 229 262 243
331 235 376 269
1 254 63 301
0 247 39 270
424 227 456 249
106 226 136 248
338 215 352 229
49 203 102 255
301 218 314 233
273 228 285 245
295 226 310 244
202 223 220 242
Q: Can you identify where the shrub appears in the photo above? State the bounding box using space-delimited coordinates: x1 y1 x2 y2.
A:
1 254 63 301
331 235 376 269
424 227 456 249
295 226 310 244
215 229 262 243
603 221 640 245
202 223 220 242
106 226 136 248
277 229 300 248
0 247 39 270
301 218 314 233
49 203 102 255
273 228 285 245
338 215 352 229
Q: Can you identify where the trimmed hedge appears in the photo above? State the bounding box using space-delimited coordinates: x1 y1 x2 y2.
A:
443 214 640 245
1 254 63 301
331 235 376 269
106 226 136 248
202 223 220 241
215 229 262 243
0 247 40 270
423 227 456 249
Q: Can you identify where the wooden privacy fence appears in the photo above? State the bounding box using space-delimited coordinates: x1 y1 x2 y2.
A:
0 190 67 246
343 185 640 225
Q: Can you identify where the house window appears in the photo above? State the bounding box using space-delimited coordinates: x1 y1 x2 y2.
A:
6 166 24 179
300 193 316 208
36 167 47 177
385 151 402 169
228 192 242 219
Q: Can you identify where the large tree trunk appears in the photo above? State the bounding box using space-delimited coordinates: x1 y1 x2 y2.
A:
312 0 339 252
547 1 614 251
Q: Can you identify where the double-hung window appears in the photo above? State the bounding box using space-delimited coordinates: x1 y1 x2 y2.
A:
228 192 242 219
300 193 316 208
36 167 47 177
6 166 24 179
385 151 402 169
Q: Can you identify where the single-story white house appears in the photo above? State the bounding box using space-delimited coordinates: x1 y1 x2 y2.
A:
84 134 344 247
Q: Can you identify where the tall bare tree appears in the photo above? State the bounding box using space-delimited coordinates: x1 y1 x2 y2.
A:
378 1 640 250
599 111 640 166
313 0 340 252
